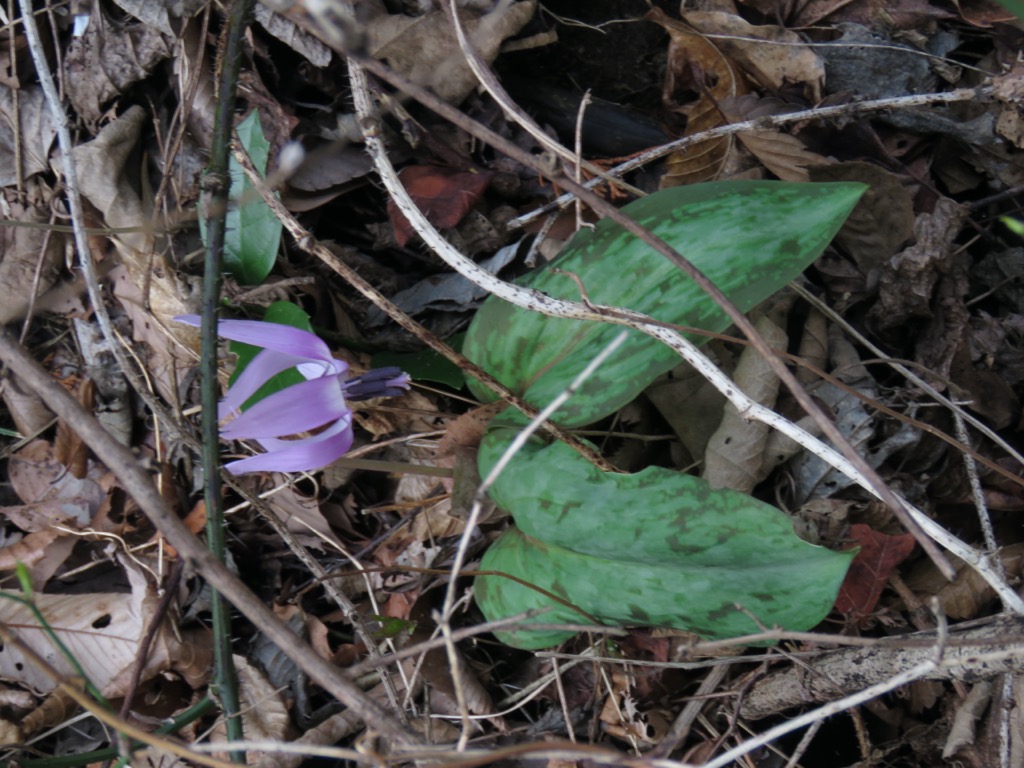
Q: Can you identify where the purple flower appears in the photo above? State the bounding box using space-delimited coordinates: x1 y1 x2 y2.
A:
176 316 410 475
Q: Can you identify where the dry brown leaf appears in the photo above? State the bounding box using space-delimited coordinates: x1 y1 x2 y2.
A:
0 85 56 185
703 306 789 491
868 197 969 331
647 7 746 187
410 502 465 540
834 524 917 619
809 162 916 278
64 11 172 125
720 95 831 181
681 10 825 101
942 680 993 759
209 655 292 760
388 165 494 247
73 107 196 402
173 20 217 151
599 670 655 746
1 372 54 438
646 358 730 465
247 475 345 551
20 689 75 738
903 541 1024 620
436 403 503 457
795 307 828 384
0 183 66 326
366 2 536 104
0 527 69 571
0 588 195 696
7 440 103 529
0 717 20 745
254 3 331 67
109 0 206 35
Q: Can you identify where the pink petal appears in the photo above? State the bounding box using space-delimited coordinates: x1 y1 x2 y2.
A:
220 348 317 418
174 315 336 363
224 416 355 474
221 375 348 439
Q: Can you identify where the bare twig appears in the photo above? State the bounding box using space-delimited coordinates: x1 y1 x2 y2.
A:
511 86 993 228
442 0 643 199
740 613 1024 719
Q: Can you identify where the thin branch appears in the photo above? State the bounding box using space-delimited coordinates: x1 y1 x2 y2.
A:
511 86 993 228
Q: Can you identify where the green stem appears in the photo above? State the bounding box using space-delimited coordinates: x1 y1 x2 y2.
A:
201 0 255 760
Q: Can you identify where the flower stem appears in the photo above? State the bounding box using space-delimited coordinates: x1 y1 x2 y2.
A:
201 0 255 759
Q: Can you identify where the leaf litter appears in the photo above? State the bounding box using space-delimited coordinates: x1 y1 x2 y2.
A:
2 0 1024 765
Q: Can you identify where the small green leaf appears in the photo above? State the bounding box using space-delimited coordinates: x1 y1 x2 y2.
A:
368 615 417 639
463 181 866 428
373 334 466 390
1002 216 1024 236
475 429 854 649
993 0 1024 20
229 301 313 409
200 111 283 285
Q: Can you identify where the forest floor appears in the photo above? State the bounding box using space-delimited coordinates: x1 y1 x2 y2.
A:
2 0 1024 766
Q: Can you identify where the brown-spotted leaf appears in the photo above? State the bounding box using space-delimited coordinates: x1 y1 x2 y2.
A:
835 524 916 617
387 165 493 246
647 7 746 187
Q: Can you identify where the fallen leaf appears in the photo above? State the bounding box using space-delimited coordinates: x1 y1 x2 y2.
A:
0 183 66 325
682 10 825 101
254 3 331 67
109 0 206 36
0 587 209 696
868 197 970 330
817 23 937 100
952 0 1018 26
809 162 916 279
387 165 494 247
366 1 536 104
835 524 917 617
648 7 746 187
64 10 171 125
0 85 57 185
789 0 955 33
704 305 789 492
721 95 831 182
904 542 1024 620
8 440 104 529
73 107 196 402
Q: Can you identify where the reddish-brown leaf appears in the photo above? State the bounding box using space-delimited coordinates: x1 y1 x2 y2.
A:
835 524 916 617
387 165 493 246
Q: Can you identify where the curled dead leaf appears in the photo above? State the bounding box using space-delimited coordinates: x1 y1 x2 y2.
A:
647 7 746 188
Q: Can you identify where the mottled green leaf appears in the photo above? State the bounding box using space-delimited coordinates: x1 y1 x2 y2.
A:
475 428 854 649
200 111 282 285
463 181 865 428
